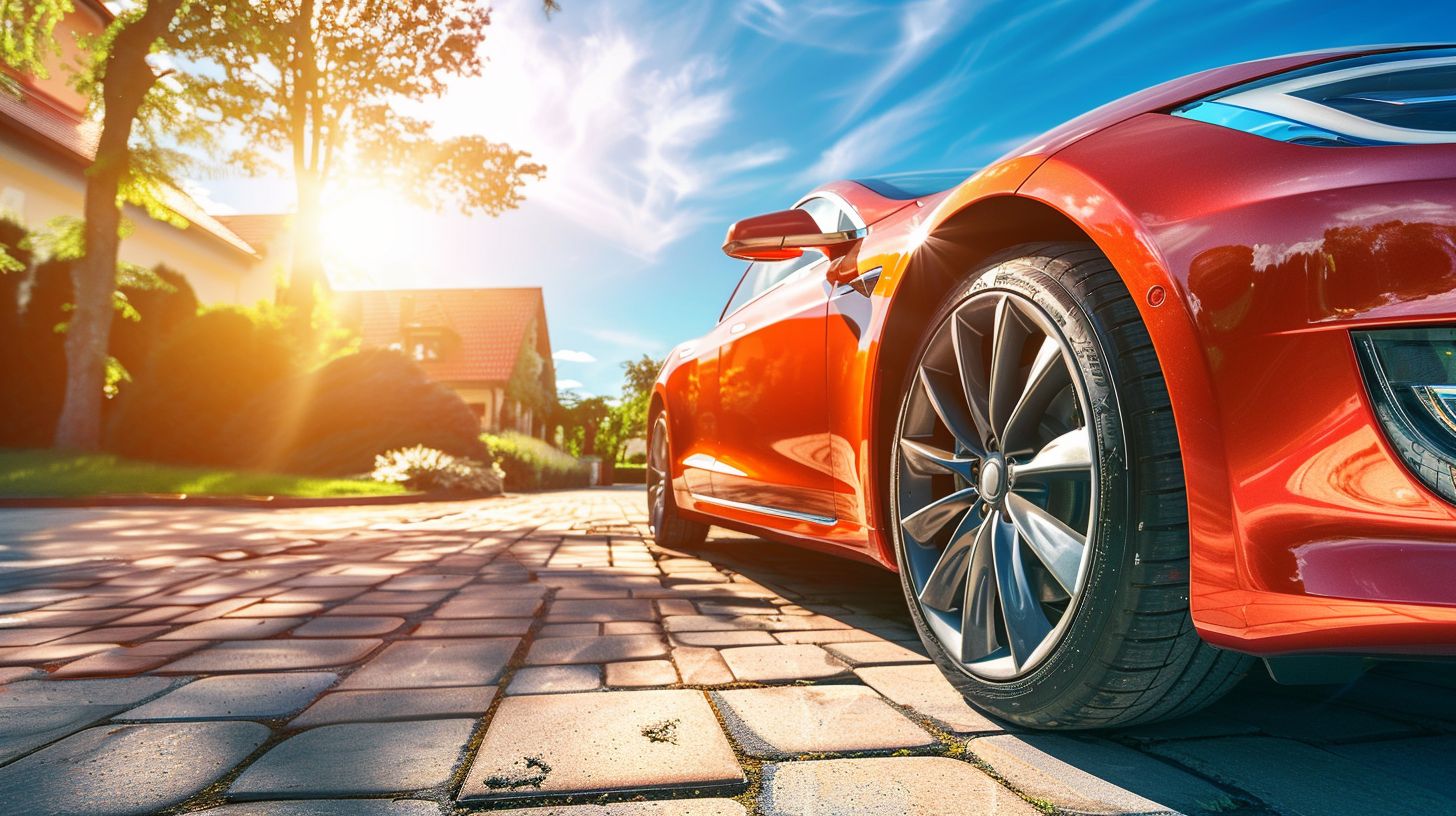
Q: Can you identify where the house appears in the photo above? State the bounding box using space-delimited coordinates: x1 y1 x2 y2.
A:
0 0 277 306
341 288 557 438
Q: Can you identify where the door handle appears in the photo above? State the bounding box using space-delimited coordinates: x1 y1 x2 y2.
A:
729 322 747 335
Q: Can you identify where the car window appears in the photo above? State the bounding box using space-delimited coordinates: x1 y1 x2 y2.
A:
721 254 818 320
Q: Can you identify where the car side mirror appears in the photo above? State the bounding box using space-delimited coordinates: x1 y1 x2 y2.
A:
722 209 864 262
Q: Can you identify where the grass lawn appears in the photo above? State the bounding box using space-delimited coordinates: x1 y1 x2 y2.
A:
0 449 407 499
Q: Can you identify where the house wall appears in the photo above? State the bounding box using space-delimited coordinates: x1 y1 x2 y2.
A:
0 139 269 306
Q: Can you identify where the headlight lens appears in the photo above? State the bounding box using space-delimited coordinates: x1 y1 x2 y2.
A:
1355 327 1456 504
1173 47 1456 146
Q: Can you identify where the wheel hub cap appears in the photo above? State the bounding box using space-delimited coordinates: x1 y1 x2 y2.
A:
894 290 1099 681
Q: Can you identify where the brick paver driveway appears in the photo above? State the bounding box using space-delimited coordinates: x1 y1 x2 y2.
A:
1 486 1454 815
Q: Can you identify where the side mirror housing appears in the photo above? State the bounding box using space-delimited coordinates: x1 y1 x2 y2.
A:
722 209 864 262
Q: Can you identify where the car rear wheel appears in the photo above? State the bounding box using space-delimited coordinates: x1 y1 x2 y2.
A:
891 242 1251 729
648 413 709 548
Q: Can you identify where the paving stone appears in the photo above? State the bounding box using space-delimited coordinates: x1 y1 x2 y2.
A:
773 629 888 645
821 640 927 666
0 676 173 707
0 704 124 763
603 621 661 635
0 640 117 665
160 617 303 640
1149 736 1456 815
526 635 668 665
265 587 366 603
669 630 778 647
606 660 678 688
759 757 1036 816
351 590 450 605
121 672 337 720
491 802 746 815
293 616 404 637
719 644 850 683
292 685 496 726
540 623 600 638
49 641 204 677
0 721 269 816
713 685 934 757
549 599 656 622
969 733 1238 815
436 596 543 618
339 637 518 688
508 665 602 695
854 665 1002 734
52 625 168 644
1330 736 1456 799
412 618 533 637
663 615 848 633
194 801 440 816
161 639 382 673
381 574 473 591
672 646 734 686
227 601 325 618
461 689 743 802
328 602 428 616
230 719 476 798
0 627 85 646
1206 693 1417 743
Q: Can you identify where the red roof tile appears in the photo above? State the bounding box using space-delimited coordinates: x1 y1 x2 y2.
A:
346 287 554 384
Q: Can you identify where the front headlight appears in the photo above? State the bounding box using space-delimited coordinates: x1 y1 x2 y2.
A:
1355 327 1456 504
1173 47 1456 146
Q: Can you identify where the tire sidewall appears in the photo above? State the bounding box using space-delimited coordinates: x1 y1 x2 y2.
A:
890 250 1137 726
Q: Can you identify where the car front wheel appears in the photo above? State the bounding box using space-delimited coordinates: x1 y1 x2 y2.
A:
891 242 1251 729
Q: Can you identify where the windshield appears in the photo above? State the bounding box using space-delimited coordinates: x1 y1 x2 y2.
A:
853 169 974 199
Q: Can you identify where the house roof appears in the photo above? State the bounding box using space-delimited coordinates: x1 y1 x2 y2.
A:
0 79 257 258
214 214 292 252
349 287 555 385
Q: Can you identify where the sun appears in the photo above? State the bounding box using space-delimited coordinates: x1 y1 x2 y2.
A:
315 184 432 288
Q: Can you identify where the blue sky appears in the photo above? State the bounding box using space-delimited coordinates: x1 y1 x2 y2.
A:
193 0 1454 397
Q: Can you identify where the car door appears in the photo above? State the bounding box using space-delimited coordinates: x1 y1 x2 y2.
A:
709 197 850 523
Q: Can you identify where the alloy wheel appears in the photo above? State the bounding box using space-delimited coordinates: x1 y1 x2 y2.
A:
895 290 1098 681
647 416 669 534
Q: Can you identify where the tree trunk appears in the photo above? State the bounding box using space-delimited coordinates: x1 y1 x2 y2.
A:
281 0 321 322
53 0 183 450
284 173 323 319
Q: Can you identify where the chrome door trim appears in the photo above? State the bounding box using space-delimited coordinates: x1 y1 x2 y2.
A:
689 491 837 526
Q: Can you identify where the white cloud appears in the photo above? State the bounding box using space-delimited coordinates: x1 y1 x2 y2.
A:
1060 0 1159 59
556 379 585 390
424 2 787 262
798 71 964 184
553 349 598 364
180 178 237 216
588 327 664 354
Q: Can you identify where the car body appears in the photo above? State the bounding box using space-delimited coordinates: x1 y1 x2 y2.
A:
652 44 1456 670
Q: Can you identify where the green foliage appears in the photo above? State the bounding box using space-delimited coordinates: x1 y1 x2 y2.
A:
227 349 492 476
371 445 503 495
482 431 590 491
109 264 198 378
507 317 551 416
0 257 71 447
107 309 298 465
0 449 405 498
0 0 72 78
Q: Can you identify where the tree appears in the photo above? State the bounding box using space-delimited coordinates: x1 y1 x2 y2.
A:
203 1 549 319
2 1 239 449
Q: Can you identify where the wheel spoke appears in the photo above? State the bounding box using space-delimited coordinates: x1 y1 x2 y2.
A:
1005 493 1085 595
992 514 1053 669
951 311 995 447
960 516 999 662
917 509 981 611
1011 428 1093 479
988 296 1032 437
900 486 979 543
899 438 977 481
918 366 984 454
1000 336 1071 455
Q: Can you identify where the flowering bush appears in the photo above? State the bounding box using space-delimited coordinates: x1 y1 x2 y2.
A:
371 445 503 495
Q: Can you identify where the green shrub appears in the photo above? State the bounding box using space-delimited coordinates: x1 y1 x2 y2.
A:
0 256 70 447
110 265 199 379
482 431 590 491
371 445 503 495
612 463 647 484
229 349 491 476
107 309 297 465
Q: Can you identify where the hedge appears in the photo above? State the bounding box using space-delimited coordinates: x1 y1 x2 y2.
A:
482 431 590 491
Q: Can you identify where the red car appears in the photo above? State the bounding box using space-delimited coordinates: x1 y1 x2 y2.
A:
648 45 1456 729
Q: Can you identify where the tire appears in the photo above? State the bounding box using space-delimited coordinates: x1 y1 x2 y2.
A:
890 241 1251 729
648 413 709 549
